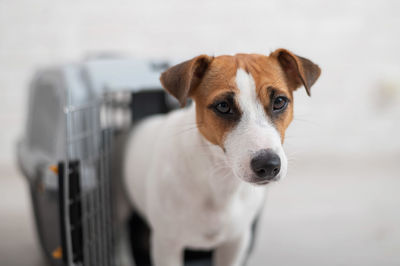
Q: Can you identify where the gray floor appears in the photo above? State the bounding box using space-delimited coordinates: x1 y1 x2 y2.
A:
1 154 399 266
0 164 44 266
248 155 400 266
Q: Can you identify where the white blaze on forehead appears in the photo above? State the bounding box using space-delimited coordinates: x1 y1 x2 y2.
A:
224 68 287 181
235 68 269 126
223 68 288 182
233 68 281 148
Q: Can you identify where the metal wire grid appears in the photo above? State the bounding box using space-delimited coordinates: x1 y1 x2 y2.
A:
62 93 115 266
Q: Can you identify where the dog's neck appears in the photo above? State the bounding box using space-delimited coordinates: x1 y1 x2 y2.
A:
179 104 263 208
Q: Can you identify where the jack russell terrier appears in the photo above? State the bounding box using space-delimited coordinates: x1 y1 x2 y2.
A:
121 49 321 266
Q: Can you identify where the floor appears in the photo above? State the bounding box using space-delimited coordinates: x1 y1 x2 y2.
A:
248 155 400 266
1 154 399 266
0 164 44 266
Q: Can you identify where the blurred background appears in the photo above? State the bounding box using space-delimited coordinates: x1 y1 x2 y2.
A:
1 0 399 265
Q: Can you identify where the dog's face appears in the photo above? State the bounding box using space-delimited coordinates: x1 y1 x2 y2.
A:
160 49 320 185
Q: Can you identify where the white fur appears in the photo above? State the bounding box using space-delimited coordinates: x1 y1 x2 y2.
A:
122 69 288 266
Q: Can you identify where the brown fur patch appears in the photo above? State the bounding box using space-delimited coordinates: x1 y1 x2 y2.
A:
192 54 294 147
160 50 321 148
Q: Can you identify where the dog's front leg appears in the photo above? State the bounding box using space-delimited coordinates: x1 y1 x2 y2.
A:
214 229 251 266
151 232 183 266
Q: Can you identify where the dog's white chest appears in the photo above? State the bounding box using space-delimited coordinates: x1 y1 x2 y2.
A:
186 184 265 248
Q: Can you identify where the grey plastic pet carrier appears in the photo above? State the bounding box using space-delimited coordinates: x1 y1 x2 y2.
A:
16 56 173 266
16 56 230 266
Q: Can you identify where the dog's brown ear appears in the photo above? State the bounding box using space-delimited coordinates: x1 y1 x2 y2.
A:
271 49 321 96
160 55 213 107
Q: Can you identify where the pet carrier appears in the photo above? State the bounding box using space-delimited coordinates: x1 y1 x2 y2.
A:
17 55 231 266
16 55 172 266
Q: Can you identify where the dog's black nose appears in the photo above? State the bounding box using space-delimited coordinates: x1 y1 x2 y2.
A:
250 149 281 180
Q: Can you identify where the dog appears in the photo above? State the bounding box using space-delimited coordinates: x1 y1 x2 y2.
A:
120 49 321 266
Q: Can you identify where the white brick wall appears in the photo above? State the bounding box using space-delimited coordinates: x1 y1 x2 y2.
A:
1 0 400 165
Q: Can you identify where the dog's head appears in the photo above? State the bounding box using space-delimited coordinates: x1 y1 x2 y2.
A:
160 49 321 185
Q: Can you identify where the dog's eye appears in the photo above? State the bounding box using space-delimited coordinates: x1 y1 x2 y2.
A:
215 101 231 114
273 96 288 111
